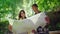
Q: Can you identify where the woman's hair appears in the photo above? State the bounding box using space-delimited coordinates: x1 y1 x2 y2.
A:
18 10 26 20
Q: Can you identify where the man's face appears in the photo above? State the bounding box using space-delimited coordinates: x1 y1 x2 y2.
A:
32 6 38 12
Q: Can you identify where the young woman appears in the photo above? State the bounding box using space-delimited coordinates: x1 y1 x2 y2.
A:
18 10 28 34
18 10 26 20
8 10 27 34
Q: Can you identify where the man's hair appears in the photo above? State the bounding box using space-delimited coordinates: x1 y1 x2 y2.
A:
32 4 38 7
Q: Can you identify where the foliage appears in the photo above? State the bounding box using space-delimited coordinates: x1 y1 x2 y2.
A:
35 0 60 12
0 21 9 34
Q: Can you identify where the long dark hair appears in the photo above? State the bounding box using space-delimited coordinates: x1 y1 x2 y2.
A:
18 10 26 20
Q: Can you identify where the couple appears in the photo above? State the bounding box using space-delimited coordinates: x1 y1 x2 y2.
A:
8 4 49 34
8 4 40 34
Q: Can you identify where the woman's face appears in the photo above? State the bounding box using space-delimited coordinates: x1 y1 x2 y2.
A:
21 12 25 17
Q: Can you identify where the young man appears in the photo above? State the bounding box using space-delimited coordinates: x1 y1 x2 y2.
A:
32 4 49 34
32 4 43 34
32 4 41 14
